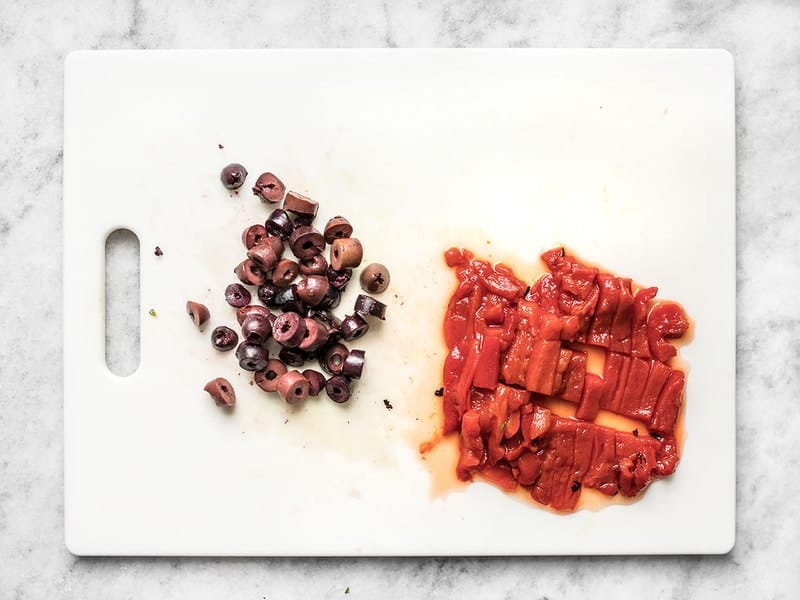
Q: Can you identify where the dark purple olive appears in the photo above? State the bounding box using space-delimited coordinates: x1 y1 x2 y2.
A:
325 375 351 404
225 283 252 308
236 304 272 326
186 300 211 329
298 318 330 352
323 216 353 244
263 235 285 258
317 286 341 310
241 313 272 344
247 243 279 271
257 282 281 307
272 312 307 347
204 377 236 407
283 191 319 221
220 163 247 190
252 172 286 203
289 226 325 260
360 263 390 294
272 258 299 288
299 254 328 276
278 347 308 367
340 313 369 341
354 294 387 320
211 326 238 351
308 308 342 330
274 285 308 316
296 275 329 307
342 349 365 379
265 208 294 240
236 342 269 372
330 238 363 270
326 266 352 291
274 285 296 306
234 259 266 286
254 359 287 392
276 370 310 404
242 224 268 249
302 369 326 396
320 343 349 375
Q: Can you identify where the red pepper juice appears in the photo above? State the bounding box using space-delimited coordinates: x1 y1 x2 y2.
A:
419 247 692 512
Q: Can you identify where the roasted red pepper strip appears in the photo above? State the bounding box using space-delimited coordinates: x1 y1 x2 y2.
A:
649 370 685 435
560 351 587 403
575 373 605 421
525 338 562 395
631 286 657 358
638 360 672 422
609 278 634 354
647 301 690 362
472 331 503 390
587 275 620 347
599 352 625 411
617 357 651 419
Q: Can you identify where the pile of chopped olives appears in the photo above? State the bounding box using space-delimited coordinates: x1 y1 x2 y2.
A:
197 164 391 408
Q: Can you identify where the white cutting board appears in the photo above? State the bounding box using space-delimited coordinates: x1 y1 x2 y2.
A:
63 49 735 555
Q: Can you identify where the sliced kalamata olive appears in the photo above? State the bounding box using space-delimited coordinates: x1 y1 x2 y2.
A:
186 300 211 329
360 263 390 294
317 286 341 310
265 208 294 240
220 163 247 190
299 254 328 276
330 237 363 270
241 313 272 344
354 294 387 320
298 318 330 352
272 258 299 288
224 283 251 308
236 304 272 326
263 235 285 257
254 359 287 392
283 191 319 221
296 275 330 307
321 343 349 375
247 243 279 271
234 259 266 286
211 326 238 351
288 226 325 260
273 284 298 308
257 282 281 307
325 375 351 404
276 370 310 404
242 224 268 249
274 284 307 315
323 216 353 244
236 342 269 372
326 266 352 291
302 369 326 396
308 308 342 330
272 312 307 347
252 172 286 203
278 347 307 367
342 349 365 379
204 377 236 407
340 313 369 341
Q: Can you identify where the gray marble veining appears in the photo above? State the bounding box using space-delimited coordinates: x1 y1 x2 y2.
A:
1 0 799 598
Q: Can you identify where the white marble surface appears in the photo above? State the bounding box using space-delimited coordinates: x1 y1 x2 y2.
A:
1 0 798 598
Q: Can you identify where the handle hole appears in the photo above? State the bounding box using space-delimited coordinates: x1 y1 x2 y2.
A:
105 228 140 376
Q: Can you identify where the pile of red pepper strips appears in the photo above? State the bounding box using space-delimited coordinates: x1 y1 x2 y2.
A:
440 247 689 511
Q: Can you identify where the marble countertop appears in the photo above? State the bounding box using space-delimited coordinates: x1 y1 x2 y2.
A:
1 1 799 598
